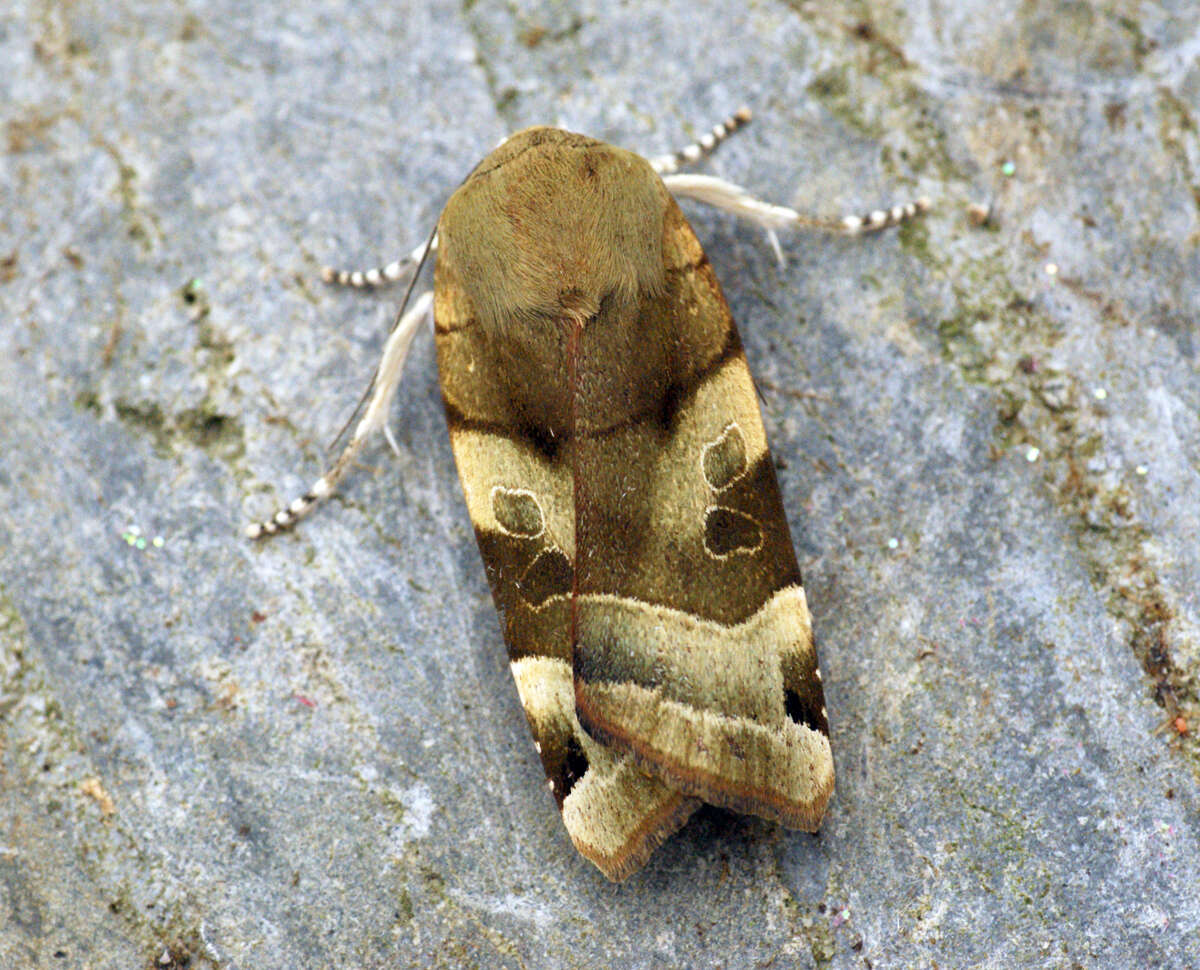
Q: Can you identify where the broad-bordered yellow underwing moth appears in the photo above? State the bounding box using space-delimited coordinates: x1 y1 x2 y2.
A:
247 110 927 880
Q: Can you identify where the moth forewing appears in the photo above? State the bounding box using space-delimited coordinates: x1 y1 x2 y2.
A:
246 112 862 878
432 126 834 877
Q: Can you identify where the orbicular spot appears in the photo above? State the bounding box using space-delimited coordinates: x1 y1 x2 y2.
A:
704 506 763 557
518 547 573 607
491 486 544 538
702 424 748 491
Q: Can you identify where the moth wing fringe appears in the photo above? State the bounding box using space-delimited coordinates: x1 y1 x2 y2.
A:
576 681 834 833
565 781 701 882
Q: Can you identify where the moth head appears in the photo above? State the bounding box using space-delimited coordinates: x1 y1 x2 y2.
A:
438 126 668 335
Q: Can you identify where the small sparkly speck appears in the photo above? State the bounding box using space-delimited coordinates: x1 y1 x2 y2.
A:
966 202 991 226
1045 262 1058 276
1093 387 1108 401
1135 465 1148 476
1001 161 1016 177
886 537 899 550
1025 446 1041 462
152 536 165 548
135 537 147 550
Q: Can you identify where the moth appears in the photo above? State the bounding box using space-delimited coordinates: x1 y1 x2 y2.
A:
247 110 926 880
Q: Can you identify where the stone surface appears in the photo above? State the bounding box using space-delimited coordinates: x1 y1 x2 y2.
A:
2 1 1198 967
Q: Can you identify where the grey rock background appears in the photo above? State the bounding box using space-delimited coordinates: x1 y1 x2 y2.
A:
2 0 1198 967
